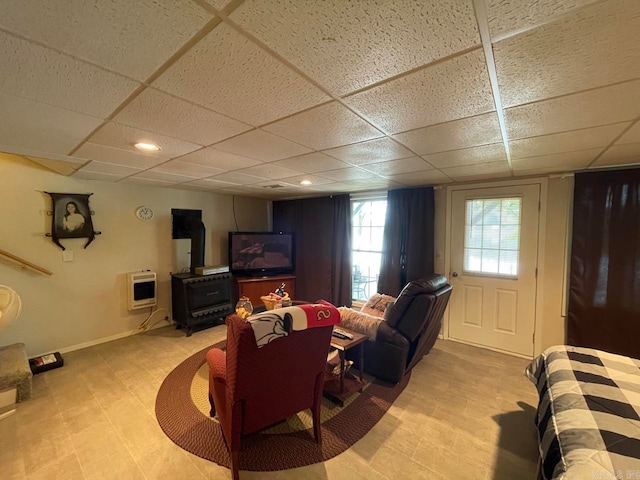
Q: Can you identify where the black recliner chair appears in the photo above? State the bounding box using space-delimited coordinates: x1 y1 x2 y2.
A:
350 274 452 383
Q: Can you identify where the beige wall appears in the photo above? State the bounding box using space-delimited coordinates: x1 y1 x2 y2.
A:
434 176 574 354
0 154 269 355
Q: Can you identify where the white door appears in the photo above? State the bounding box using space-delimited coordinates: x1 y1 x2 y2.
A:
448 185 540 356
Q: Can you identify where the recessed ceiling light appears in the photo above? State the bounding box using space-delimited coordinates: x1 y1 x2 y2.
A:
300 180 313 186
134 142 160 152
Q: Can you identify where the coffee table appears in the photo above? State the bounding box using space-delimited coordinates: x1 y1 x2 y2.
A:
323 326 367 406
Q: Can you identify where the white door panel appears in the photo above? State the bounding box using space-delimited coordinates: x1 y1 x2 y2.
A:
448 185 540 356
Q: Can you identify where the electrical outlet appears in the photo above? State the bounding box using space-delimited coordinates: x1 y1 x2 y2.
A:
62 250 74 262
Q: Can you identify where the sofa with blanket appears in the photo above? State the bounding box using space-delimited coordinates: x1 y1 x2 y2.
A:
339 274 452 383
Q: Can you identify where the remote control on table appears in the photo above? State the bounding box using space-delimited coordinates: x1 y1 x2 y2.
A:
332 328 354 340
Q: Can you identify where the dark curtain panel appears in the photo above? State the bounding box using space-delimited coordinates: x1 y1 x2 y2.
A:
273 194 352 307
377 187 435 297
568 169 640 358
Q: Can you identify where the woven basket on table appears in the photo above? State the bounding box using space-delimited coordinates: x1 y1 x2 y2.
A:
260 294 290 310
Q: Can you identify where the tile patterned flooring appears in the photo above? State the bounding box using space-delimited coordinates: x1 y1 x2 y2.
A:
0 325 540 479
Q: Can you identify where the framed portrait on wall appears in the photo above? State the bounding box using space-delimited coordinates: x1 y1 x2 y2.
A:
46 192 99 250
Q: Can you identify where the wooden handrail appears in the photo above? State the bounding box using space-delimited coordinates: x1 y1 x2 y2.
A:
0 248 52 275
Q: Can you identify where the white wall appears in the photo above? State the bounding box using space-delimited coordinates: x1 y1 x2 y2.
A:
434 176 574 352
0 154 269 355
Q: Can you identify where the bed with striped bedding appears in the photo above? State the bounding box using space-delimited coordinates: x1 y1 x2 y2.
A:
525 346 640 480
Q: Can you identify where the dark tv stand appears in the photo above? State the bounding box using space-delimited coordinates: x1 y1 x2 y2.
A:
234 274 296 308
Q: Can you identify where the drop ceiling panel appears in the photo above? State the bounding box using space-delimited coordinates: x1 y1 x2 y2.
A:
230 0 480 96
87 123 202 159
495 0 640 107
592 144 640 167
440 161 512 181
25 156 81 176
262 102 382 150
188 178 243 188
319 167 375 182
0 93 103 155
272 153 349 173
360 157 434 177
78 161 141 176
208 171 268 185
504 80 640 139
0 0 212 81
345 49 495 134
389 170 452 186
421 143 508 169
393 112 503 155
278 174 334 186
114 88 252 146
73 143 165 169
512 149 603 173
0 31 139 118
130 170 196 183
119 177 175 187
72 170 122 182
487 0 600 39
323 137 413 166
151 160 226 178
178 147 262 170
510 123 629 159
212 129 312 162
153 23 330 126
617 123 640 144
237 163 305 180
203 0 235 10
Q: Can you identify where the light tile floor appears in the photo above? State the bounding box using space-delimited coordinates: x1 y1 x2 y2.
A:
0 325 539 479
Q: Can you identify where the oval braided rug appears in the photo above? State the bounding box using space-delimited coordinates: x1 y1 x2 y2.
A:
155 340 410 472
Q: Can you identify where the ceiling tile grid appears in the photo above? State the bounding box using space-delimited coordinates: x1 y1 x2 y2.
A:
420 143 508 169
152 23 330 126
345 49 495 134
235 163 306 180
393 112 503 155
318 167 378 182
0 0 213 81
129 170 198 184
0 92 103 155
207 170 269 185
149 160 226 178
440 161 512 181
360 157 435 176
0 30 139 118
322 137 414 166
230 0 480 96
73 170 123 182
271 153 350 174
487 0 601 39
512 148 604 173
87 122 202 159
509 123 630 159
389 169 452 186
592 144 640 167
262 102 383 150
177 147 263 170
73 143 166 170
494 0 640 108
617 122 640 144
79 161 142 177
504 80 640 140
211 129 312 162
113 88 252 146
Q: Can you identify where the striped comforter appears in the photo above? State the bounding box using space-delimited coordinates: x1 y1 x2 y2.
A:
525 346 640 480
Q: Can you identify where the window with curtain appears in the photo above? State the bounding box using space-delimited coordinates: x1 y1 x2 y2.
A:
352 196 387 301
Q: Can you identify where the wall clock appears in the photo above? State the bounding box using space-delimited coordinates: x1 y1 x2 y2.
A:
135 206 154 221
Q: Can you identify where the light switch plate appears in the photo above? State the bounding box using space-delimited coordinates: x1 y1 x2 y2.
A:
63 250 74 262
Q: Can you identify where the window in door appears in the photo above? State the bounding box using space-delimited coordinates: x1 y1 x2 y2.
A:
464 198 521 276
352 197 387 301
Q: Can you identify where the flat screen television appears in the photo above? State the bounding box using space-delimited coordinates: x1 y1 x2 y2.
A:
229 232 295 277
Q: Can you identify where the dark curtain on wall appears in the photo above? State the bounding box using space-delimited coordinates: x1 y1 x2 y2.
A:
568 169 640 358
273 194 352 307
377 187 435 297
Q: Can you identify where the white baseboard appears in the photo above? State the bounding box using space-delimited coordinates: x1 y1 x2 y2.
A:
34 320 171 357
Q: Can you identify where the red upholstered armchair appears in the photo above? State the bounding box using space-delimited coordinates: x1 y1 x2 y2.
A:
206 314 333 480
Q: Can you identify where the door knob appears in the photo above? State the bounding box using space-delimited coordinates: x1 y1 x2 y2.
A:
451 272 458 278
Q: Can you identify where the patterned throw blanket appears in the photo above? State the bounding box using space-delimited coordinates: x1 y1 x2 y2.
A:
247 303 340 347
525 345 640 480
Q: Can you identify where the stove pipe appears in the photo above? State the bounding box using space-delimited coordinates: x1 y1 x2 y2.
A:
183 216 205 274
